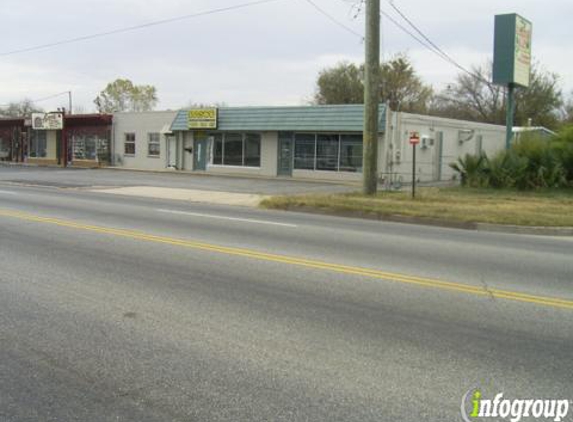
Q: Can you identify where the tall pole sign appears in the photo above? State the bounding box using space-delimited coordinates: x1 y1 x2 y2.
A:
493 14 532 150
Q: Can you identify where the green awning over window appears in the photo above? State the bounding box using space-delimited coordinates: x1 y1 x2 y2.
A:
170 104 386 133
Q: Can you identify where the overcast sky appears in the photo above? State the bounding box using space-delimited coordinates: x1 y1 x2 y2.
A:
0 0 571 112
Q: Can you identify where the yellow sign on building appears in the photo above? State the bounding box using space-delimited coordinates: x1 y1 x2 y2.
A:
188 108 218 129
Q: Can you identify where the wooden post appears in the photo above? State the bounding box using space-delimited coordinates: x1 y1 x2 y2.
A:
362 0 380 195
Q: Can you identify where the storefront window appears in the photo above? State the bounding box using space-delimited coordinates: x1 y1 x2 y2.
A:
244 134 261 167
72 135 95 160
210 133 261 167
29 131 47 158
294 134 316 170
213 134 223 165
0 137 9 158
339 135 363 172
294 133 363 172
316 134 339 171
223 133 243 166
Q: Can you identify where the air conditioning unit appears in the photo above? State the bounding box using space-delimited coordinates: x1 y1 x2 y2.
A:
420 136 434 149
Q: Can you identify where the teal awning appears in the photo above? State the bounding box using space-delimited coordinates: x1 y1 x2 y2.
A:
170 104 386 133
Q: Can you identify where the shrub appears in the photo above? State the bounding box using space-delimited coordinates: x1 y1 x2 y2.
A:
451 127 572 190
484 150 528 189
512 135 566 189
449 153 487 187
551 125 573 183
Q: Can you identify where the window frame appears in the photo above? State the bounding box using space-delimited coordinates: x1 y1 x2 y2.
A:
209 132 261 168
294 133 317 171
124 132 136 156
147 132 161 157
29 130 47 158
293 132 363 173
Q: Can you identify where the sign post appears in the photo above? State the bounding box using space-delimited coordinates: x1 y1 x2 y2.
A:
409 132 420 199
493 13 532 149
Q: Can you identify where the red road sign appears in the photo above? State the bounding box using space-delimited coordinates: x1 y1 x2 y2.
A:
409 132 420 145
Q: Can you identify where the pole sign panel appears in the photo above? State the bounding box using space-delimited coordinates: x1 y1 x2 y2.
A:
493 13 532 88
31 112 64 130
188 108 218 130
409 131 420 145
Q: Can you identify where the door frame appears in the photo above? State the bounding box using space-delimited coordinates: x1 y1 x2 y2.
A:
277 133 294 176
193 138 208 171
166 135 177 168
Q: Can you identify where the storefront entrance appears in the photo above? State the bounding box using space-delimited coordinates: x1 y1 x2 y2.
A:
277 133 293 176
194 138 208 171
167 136 177 168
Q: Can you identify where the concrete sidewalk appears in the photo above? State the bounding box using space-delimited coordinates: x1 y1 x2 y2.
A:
93 186 266 207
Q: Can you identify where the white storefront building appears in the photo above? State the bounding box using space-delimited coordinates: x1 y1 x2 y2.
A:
111 105 507 184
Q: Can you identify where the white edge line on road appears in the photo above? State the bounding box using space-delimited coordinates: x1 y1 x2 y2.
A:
156 209 298 228
0 190 17 195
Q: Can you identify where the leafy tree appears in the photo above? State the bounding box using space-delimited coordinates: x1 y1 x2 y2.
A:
94 78 158 113
313 55 432 112
314 61 364 105
0 99 43 117
561 92 573 125
432 62 563 129
379 55 433 113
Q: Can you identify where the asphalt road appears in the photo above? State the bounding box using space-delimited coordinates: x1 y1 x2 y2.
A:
0 166 355 194
0 172 572 421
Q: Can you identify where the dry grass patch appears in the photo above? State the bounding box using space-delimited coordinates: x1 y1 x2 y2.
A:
260 187 573 227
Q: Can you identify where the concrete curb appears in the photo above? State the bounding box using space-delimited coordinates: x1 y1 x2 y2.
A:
103 166 361 187
0 162 39 168
474 223 573 236
276 205 573 237
0 162 360 187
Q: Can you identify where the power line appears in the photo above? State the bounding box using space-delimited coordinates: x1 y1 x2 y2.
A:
387 2 464 67
0 91 71 108
385 1 491 85
0 0 283 58
30 91 71 103
342 0 491 86
379 10 441 60
303 0 364 41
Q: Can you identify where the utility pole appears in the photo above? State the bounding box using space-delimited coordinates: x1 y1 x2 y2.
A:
363 0 380 195
68 91 73 115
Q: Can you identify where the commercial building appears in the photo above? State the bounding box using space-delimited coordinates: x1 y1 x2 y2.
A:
64 114 113 167
111 111 178 171
111 105 507 184
0 118 25 162
0 113 112 167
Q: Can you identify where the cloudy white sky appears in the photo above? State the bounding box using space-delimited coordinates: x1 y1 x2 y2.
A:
0 0 571 112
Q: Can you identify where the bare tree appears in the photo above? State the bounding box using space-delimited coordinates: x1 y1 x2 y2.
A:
0 99 43 118
432 62 563 129
185 101 228 109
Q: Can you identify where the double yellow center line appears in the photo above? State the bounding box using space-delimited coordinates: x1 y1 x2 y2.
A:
1 208 572 311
